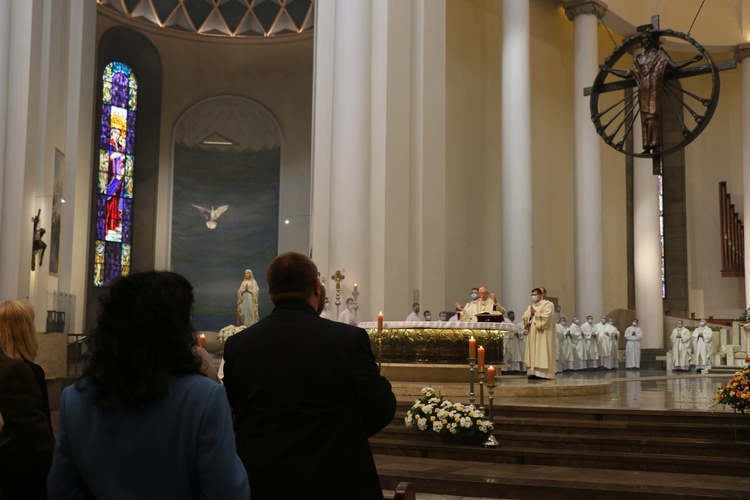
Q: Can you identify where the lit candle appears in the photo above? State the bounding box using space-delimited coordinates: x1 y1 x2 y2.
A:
487 365 496 385
468 336 476 358
378 311 383 331
354 283 358 292
477 346 485 368
199 333 206 349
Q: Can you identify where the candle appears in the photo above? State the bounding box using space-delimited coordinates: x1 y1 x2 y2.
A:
354 283 358 292
378 311 383 331
468 336 476 358
487 365 496 385
199 333 206 349
477 345 485 368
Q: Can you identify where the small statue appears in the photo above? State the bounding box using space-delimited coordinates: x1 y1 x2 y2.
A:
237 269 259 327
31 209 47 271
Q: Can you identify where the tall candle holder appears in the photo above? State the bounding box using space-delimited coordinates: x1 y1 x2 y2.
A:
478 367 485 410
467 357 477 405
483 382 499 448
352 285 359 317
330 270 345 317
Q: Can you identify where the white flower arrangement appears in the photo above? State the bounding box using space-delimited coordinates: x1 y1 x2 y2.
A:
217 324 246 344
404 386 493 440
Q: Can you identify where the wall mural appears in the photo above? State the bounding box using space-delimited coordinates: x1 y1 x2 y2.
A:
172 144 280 331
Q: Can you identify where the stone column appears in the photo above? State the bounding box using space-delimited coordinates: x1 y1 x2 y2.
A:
0 0 9 244
633 119 664 349
501 0 533 312
737 44 750 312
564 0 606 318
312 0 372 319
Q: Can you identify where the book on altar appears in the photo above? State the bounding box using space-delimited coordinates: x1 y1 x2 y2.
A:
475 312 504 323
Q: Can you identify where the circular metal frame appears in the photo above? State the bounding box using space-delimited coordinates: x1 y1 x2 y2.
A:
589 29 719 158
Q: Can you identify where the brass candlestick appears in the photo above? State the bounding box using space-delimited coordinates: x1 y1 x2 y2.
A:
467 357 477 405
483 382 499 448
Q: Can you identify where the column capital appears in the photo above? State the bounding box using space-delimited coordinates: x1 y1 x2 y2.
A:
735 43 750 61
562 0 607 21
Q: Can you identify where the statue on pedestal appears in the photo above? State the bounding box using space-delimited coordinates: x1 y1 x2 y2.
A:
237 269 259 327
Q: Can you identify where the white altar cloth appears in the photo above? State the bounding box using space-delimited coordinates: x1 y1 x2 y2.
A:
358 321 516 332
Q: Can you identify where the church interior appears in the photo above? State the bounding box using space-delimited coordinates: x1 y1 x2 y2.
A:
2 0 750 498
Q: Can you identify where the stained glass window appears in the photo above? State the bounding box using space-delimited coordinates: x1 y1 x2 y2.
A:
93 62 137 287
658 174 665 298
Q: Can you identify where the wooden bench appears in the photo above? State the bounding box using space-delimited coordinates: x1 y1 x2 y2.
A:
384 481 415 500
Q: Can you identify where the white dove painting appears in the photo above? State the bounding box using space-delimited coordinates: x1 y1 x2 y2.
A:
192 204 230 229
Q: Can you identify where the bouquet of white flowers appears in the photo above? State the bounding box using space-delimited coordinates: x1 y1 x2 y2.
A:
404 387 493 439
218 324 246 344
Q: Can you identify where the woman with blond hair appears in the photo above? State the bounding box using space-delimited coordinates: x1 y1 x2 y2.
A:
0 300 55 499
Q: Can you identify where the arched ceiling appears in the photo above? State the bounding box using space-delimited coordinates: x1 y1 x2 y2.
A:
96 0 314 39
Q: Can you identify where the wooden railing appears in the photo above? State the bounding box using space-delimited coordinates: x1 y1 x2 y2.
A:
719 181 744 277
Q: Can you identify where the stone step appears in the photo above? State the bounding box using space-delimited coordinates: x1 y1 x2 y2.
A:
369 438 750 476
375 455 750 499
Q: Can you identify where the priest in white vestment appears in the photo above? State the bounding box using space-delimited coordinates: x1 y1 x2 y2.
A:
607 320 620 369
692 320 714 371
624 319 643 368
570 317 586 370
557 319 574 371
522 287 556 380
461 286 500 322
581 316 599 369
671 321 691 371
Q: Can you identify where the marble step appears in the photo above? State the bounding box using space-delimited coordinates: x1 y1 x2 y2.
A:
369 437 749 476
375 455 750 499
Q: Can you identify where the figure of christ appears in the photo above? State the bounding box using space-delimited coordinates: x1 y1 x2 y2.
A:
604 30 701 153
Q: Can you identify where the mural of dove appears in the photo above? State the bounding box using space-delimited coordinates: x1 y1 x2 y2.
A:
192 204 230 229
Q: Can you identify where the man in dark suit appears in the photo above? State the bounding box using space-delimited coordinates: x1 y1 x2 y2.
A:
0 353 55 499
223 252 396 500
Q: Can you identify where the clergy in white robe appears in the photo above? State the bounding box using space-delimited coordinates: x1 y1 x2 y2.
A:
405 302 420 321
522 287 556 380
581 316 599 368
595 317 612 368
671 322 691 371
692 321 714 370
623 320 643 368
502 312 525 372
557 320 574 371
607 321 620 369
570 318 586 370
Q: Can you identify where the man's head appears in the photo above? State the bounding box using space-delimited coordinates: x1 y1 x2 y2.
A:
587 315 593 323
470 287 479 300
439 311 448 321
677 321 683 329
478 286 489 301
267 252 322 309
346 298 355 310
412 302 420 313
531 287 544 303
507 310 515 322
423 310 431 321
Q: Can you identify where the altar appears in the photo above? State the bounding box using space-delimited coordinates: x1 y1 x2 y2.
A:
359 321 515 364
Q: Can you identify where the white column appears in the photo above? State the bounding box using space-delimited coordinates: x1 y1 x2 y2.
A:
501 0 533 311
738 46 750 316
325 0 372 319
633 118 664 349
0 0 10 248
564 0 606 318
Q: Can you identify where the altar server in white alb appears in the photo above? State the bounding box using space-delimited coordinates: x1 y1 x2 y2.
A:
522 287 556 380
624 319 643 369
338 298 357 325
570 317 586 370
671 321 691 371
581 316 598 369
692 320 714 371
